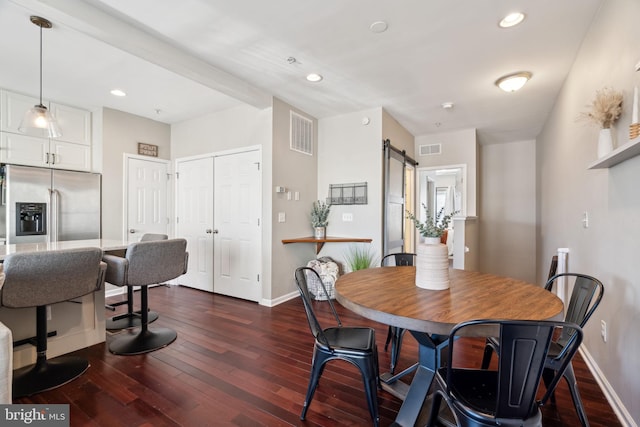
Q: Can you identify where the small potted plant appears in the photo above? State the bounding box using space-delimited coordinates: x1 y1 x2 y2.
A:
406 203 457 244
406 203 458 290
311 200 331 239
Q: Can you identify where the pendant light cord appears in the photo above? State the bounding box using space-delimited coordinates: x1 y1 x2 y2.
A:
39 21 43 106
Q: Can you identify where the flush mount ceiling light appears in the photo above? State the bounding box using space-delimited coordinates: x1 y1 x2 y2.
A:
19 16 62 138
110 89 126 97
495 72 532 92
499 12 526 28
306 73 323 83
441 102 454 109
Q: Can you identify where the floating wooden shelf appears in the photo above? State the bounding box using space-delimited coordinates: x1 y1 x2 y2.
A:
282 236 373 254
588 136 640 169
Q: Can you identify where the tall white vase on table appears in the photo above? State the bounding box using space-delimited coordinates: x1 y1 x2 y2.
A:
415 237 450 290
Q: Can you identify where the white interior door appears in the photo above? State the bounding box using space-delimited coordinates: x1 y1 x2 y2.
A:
176 156 214 292
214 150 261 302
125 156 169 243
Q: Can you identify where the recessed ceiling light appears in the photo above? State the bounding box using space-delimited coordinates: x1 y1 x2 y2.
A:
306 73 323 83
369 21 388 33
499 12 525 28
495 72 532 92
441 102 454 109
110 89 126 97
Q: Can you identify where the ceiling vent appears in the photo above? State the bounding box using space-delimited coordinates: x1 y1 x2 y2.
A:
419 143 442 156
290 111 313 155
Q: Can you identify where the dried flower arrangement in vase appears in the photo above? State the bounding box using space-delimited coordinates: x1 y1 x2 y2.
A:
580 87 623 158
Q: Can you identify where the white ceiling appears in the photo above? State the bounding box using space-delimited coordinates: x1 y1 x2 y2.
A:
0 0 602 144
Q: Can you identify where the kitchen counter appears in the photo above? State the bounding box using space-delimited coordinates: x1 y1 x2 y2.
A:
0 239 129 368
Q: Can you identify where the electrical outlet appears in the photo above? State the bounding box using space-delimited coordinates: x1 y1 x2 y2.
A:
601 320 607 342
582 211 589 228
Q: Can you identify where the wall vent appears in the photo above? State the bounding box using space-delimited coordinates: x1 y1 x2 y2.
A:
419 143 442 156
290 111 313 155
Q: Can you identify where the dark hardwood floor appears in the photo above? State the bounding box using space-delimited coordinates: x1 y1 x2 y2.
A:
14 285 620 426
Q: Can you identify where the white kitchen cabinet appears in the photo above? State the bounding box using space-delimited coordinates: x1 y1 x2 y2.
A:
0 133 91 171
0 89 92 171
50 102 91 146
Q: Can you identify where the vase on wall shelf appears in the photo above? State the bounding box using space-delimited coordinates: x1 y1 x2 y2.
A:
314 226 326 239
597 128 614 158
415 237 450 290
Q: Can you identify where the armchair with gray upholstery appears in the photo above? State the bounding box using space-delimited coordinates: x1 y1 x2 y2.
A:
104 238 188 355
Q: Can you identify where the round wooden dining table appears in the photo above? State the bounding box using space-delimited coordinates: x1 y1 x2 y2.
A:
335 266 564 427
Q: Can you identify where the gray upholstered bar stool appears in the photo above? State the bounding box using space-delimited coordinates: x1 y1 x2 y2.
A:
104 238 188 355
105 233 168 330
0 248 106 398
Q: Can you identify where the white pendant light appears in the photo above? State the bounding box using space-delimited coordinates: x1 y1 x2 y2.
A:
495 72 532 92
18 16 62 139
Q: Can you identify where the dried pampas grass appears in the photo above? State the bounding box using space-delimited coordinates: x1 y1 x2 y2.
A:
580 87 623 129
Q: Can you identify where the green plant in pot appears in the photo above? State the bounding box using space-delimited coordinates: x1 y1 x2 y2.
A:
311 200 330 239
406 203 458 244
344 244 377 272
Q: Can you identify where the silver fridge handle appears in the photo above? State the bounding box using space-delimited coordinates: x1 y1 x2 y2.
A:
51 189 60 242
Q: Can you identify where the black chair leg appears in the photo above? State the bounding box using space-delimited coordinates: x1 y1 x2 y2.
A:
109 286 177 355
13 306 89 398
106 286 159 330
301 350 325 420
563 364 590 427
481 341 494 369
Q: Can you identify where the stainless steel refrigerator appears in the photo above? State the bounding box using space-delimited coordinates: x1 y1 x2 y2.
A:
1 164 101 244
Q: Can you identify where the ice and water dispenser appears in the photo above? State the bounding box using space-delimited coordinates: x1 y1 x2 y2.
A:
16 202 46 236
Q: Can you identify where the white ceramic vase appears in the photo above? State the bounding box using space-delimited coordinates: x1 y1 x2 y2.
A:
415 238 450 290
597 128 614 158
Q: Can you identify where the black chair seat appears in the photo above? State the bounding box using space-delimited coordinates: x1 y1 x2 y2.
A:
323 326 376 352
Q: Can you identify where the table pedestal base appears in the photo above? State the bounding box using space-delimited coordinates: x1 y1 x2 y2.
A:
382 331 449 427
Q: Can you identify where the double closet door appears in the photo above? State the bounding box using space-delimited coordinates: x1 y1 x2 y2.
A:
175 149 261 302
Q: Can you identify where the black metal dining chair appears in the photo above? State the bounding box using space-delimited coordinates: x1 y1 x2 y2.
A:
481 273 604 427
380 252 416 374
294 267 380 426
428 319 583 427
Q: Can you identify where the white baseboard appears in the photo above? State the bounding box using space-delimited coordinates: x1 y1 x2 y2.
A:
260 290 299 307
579 346 636 427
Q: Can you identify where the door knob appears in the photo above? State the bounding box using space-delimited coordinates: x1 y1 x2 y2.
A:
213 229 219 234
206 229 212 234
129 229 136 234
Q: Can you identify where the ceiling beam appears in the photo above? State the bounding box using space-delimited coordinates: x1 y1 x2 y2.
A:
10 0 273 109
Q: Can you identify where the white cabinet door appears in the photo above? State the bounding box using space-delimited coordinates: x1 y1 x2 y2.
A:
50 103 91 146
0 133 48 167
0 91 41 133
1 90 92 172
50 140 91 171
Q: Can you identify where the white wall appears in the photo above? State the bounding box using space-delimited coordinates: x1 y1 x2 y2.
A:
480 140 536 282
537 0 640 424
317 108 384 269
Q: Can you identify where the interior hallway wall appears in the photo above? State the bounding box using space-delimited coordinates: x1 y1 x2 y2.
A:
480 140 536 283
536 0 640 423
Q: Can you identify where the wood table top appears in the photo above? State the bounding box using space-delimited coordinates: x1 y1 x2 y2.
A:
335 267 564 336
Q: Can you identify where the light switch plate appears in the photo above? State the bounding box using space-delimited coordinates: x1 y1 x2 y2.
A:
278 212 286 222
